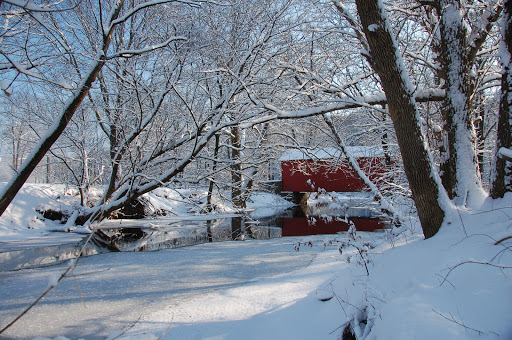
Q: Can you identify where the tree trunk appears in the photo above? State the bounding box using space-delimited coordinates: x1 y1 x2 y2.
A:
491 0 512 198
355 0 446 238
436 0 484 205
206 134 220 211
230 125 244 210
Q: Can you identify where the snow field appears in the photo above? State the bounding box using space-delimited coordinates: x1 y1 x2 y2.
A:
0 184 511 339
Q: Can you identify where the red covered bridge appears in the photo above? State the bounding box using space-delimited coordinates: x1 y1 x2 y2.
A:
280 147 389 193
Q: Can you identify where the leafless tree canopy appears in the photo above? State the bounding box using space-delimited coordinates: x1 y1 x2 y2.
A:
0 0 508 238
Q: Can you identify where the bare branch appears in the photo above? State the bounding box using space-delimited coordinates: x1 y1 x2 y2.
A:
441 260 512 286
107 36 187 59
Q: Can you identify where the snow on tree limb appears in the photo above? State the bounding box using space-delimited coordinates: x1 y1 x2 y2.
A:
107 0 204 34
323 113 404 224
241 89 445 128
498 147 512 162
107 36 187 59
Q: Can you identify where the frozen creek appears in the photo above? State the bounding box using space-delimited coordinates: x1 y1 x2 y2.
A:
0 237 318 339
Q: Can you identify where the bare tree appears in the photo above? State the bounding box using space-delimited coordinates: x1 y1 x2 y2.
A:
0 0 200 217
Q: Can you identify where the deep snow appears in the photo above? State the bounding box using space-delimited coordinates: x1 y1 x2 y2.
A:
0 183 511 339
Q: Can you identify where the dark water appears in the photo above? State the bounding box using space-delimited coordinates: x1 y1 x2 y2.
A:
255 205 389 237
0 206 390 270
92 205 390 252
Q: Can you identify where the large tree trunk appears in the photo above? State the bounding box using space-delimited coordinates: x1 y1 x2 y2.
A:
355 0 446 238
491 0 512 198
435 0 484 205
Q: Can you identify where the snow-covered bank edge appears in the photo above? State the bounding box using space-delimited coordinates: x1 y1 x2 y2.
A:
0 182 294 242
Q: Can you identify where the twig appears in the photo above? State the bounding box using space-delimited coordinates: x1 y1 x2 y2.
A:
109 315 143 340
157 313 174 340
329 320 350 335
471 206 512 219
67 255 117 278
456 208 468 237
68 255 118 308
495 235 512 245
436 272 455 289
450 233 499 247
441 260 512 286
432 308 498 336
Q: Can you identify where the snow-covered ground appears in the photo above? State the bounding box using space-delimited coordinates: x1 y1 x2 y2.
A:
0 183 511 339
110 200 512 340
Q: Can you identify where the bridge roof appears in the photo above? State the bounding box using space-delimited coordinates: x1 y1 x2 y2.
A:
279 146 385 161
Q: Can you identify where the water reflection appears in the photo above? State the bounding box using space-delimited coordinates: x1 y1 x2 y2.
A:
91 203 389 252
255 205 389 237
1 205 389 271
92 217 283 252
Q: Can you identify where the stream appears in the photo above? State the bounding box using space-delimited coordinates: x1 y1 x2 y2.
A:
0 202 390 272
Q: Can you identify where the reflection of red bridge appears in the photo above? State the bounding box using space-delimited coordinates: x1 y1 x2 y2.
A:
281 217 387 236
280 147 389 195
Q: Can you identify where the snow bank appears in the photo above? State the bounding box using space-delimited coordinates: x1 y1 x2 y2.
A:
0 183 294 241
330 196 512 340
0 183 84 241
247 192 294 218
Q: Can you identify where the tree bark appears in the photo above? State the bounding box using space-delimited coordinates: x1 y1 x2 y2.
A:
355 0 446 238
206 134 220 211
491 0 512 198
230 125 245 209
435 0 483 204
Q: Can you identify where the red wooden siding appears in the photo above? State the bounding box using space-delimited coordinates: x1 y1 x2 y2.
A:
281 157 387 192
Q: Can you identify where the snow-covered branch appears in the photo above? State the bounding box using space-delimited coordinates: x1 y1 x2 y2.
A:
333 0 369 51
107 36 187 59
107 0 203 34
240 89 445 128
0 52 75 89
1 0 78 12
466 1 502 66
498 147 512 162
